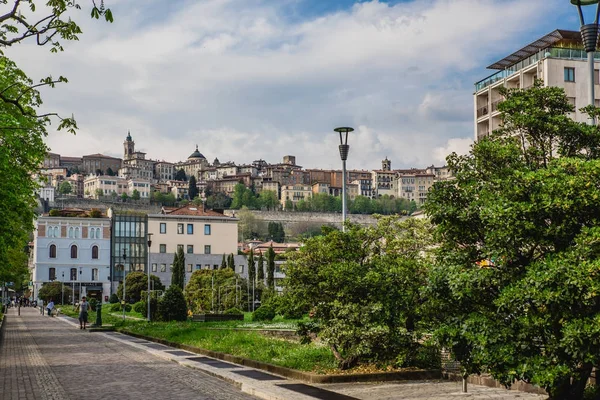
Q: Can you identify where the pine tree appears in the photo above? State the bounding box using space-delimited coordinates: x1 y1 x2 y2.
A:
266 245 275 290
188 175 199 200
257 253 265 283
228 253 235 270
171 246 185 290
220 254 227 269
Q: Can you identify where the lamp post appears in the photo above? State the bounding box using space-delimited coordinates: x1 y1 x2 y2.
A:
122 248 127 321
146 233 153 322
61 272 64 305
334 127 353 232
571 0 600 124
79 267 82 303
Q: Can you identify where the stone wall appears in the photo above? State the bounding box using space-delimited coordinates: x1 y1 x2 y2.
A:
49 198 161 214
224 210 384 229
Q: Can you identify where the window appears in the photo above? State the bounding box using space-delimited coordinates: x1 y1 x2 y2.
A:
187 224 194 234
204 245 211 254
160 223 166 234
177 244 184 252
75 227 80 238
160 264 166 272
49 244 57 258
92 268 98 281
49 268 56 281
568 97 576 108
70 268 77 280
54 226 59 238
204 224 211 235
187 245 194 254
70 245 78 259
152 263 157 272
92 245 99 259
195 264 201 270
69 227 74 238
564 67 575 82
239 265 244 274
159 244 166 253
187 264 192 273
177 223 184 234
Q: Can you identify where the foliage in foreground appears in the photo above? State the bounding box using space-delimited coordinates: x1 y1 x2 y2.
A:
116 272 164 303
425 82 600 400
282 216 434 370
158 286 187 322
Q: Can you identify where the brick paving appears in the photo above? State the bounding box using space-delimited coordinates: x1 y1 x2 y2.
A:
0 307 255 400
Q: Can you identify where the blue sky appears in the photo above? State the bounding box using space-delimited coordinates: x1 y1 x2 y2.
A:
4 0 586 170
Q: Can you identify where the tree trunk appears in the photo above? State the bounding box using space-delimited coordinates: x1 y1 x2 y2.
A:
548 364 592 400
330 344 358 370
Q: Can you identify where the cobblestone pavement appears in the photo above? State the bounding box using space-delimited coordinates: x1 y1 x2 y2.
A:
317 381 548 400
0 307 256 400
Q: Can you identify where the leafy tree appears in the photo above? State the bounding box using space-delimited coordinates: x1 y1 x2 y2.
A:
117 272 164 303
283 217 433 370
206 192 232 209
266 246 275 290
131 189 140 201
349 195 372 214
185 269 241 313
258 190 279 210
268 222 285 242
237 207 264 241
424 82 600 399
408 200 418 214
110 190 117 200
171 247 185 290
95 168 103 176
121 192 128 201
284 199 294 211
257 253 265 283
106 167 115 176
174 169 187 181
158 285 187 322
248 249 256 286
37 281 72 303
58 181 72 195
188 175 198 200
220 254 227 269
95 188 104 198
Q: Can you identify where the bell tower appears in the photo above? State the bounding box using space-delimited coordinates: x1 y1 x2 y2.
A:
124 130 135 161
382 157 391 171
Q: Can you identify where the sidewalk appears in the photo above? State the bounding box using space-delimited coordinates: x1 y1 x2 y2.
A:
0 307 548 400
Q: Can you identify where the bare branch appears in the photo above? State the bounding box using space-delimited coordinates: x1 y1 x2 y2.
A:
0 0 22 24
16 79 65 102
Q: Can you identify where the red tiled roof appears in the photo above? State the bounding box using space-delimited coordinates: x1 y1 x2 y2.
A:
166 205 227 217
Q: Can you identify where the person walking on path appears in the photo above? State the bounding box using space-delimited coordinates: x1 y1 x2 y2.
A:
46 299 54 317
77 296 90 329
39 298 44 315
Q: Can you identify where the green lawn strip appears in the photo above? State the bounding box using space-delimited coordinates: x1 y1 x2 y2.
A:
122 322 337 372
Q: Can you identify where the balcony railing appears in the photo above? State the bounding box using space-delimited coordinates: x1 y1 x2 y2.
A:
491 100 502 112
477 106 489 118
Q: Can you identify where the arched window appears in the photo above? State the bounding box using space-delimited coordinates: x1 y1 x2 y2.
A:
54 227 60 238
47 226 52 238
49 244 56 258
70 245 78 259
96 228 102 239
68 227 74 238
92 245 99 259
75 227 80 238
70 268 77 280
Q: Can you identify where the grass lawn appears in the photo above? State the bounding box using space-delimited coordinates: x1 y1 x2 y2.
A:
58 304 336 372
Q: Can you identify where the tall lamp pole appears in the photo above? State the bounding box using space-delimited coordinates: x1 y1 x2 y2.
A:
122 248 127 321
334 127 353 232
146 233 153 322
61 272 64 305
571 0 600 124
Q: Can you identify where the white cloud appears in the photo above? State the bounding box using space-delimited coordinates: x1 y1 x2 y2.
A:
4 0 562 169
433 137 474 165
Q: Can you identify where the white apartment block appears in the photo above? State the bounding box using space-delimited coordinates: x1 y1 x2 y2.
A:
280 184 312 209
475 29 597 141
84 175 151 199
32 213 112 302
397 171 435 205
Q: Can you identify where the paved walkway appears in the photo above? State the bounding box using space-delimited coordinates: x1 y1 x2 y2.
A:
0 307 548 400
0 307 255 400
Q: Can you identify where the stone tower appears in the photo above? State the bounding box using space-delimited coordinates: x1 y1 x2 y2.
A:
382 157 391 171
124 130 135 161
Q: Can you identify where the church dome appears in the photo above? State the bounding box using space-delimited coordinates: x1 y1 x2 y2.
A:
188 145 205 160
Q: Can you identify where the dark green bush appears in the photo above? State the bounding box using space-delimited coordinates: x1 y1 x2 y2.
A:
89 298 98 312
133 301 145 314
224 307 243 315
158 286 187 322
110 303 121 312
109 293 119 304
252 305 275 321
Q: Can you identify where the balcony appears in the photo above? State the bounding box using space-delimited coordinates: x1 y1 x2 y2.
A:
477 105 489 118
491 100 502 112
475 69 516 92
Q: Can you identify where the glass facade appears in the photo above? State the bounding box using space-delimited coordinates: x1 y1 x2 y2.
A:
111 214 148 291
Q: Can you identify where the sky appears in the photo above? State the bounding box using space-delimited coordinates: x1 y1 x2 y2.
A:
4 0 582 170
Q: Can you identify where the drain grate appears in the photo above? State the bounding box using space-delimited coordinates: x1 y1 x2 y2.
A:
232 370 284 381
277 384 358 400
165 350 195 357
141 343 170 350
187 357 242 369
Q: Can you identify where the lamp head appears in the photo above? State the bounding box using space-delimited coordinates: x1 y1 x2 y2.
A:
571 0 599 5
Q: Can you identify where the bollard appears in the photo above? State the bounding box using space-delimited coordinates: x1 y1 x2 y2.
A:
95 299 102 327
462 376 468 393
18 304 20 316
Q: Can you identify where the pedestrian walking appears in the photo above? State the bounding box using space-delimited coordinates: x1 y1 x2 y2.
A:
47 299 54 317
77 296 90 329
39 298 44 315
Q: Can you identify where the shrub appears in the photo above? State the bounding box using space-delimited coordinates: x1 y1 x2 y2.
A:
109 293 119 304
89 298 98 312
133 301 145 314
158 286 187 322
49 209 60 216
252 305 275 321
224 307 243 315
89 209 102 218
110 303 121 312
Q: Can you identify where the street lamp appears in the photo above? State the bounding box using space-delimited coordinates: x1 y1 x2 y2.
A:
571 0 600 124
122 248 127 321
334 127 353 232
146 233 153 322
61 271 64 305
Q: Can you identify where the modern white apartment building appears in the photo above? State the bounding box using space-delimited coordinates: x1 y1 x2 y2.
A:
32 210 112 302
475 30 598 141
84 175 151 199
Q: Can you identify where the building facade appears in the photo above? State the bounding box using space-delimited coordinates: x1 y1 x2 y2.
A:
32 211 111 302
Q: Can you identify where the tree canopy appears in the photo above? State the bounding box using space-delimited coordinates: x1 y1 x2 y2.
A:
424 82 600 399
